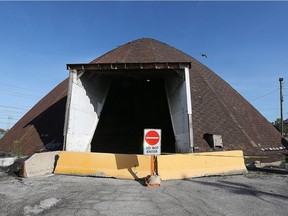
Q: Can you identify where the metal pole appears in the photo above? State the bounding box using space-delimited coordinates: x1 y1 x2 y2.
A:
279 78 284 136
184 67 194 152
7 115 12 130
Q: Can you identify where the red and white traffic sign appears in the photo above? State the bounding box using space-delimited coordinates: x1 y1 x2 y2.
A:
143 129 161 155
145 130 160 145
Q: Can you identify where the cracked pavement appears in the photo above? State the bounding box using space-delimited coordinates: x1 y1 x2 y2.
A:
0 171 288 216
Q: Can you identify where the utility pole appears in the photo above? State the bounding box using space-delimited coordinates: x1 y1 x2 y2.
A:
7 115 12 131
279 78 284 136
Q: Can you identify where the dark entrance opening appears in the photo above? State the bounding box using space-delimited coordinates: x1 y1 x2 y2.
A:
91 77 175 154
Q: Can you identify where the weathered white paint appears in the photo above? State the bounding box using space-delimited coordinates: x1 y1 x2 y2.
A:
64 71 110 152
165 71 191 153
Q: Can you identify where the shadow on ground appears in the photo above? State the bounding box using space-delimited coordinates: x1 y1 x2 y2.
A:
188 177 288 201
246 166 288 175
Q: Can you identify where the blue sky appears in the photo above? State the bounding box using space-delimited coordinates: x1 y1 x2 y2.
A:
0 1 287 130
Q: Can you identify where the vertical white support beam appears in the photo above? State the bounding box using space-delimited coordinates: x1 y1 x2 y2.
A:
63 69 77 151
184 67 194 152
184 67 192 115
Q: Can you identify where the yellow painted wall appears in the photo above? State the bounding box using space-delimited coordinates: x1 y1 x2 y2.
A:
54 151 247 180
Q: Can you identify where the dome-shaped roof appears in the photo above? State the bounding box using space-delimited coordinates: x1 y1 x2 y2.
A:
0 38 286 160
91 38 193 64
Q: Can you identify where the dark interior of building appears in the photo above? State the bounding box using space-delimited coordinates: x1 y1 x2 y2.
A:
91 77 175 154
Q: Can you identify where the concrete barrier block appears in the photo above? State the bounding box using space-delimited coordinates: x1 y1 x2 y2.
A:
22 151 60 177
158 151 248 180
54 150 247 180
54 152 150 179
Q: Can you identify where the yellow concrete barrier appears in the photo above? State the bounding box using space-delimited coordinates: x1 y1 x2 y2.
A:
54 152 151 179
158 151 247 180
54 150 247 180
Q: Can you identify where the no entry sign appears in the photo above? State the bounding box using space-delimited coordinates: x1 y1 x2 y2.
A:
143 129 161 155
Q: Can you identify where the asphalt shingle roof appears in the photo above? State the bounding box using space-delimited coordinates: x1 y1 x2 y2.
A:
91 38 192 64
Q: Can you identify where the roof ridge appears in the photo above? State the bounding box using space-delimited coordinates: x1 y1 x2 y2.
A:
90 38 194 64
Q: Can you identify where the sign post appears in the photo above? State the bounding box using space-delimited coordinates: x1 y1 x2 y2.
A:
143 129 161 187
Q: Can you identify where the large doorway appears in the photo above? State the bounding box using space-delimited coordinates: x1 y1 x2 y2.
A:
91 77 175 154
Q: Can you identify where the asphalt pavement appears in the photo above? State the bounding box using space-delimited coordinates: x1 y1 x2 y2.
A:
0 168 288 216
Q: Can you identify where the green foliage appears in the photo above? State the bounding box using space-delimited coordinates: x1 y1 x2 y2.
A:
12 140 23 158
0 128 6 134
272 118 288 137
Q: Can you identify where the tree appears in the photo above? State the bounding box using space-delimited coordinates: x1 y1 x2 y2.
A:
0 128 6 134
272 118 288 137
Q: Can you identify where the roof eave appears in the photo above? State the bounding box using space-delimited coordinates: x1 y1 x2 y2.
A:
67 62 192 71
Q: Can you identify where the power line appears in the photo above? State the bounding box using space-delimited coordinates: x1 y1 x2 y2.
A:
0 118 18 122
0 82 46 94
0 121 18 124
259 107 279 111
0 105 29 111
0 90 42 98
0 117 20 120
0 91 40 100
0 109 27 114
266 114 279 118
0 113 23 116
0 114 22 118
250 88 279 102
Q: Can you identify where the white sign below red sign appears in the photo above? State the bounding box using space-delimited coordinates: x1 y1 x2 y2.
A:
143 129 161 155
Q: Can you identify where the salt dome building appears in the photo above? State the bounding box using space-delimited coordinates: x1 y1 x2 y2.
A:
0 38 286 162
